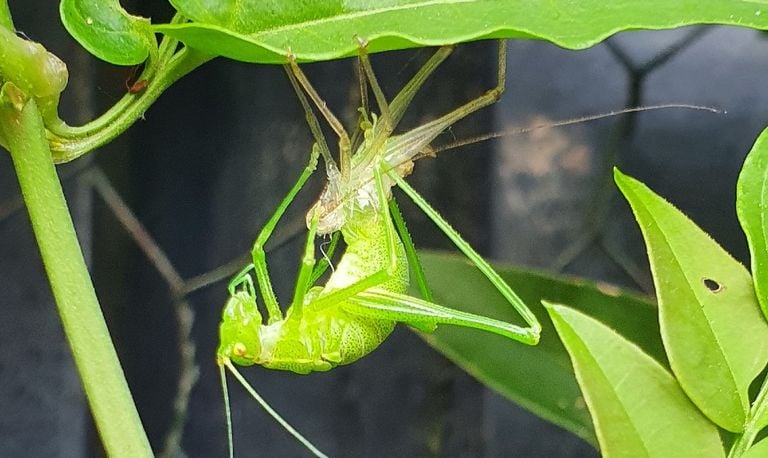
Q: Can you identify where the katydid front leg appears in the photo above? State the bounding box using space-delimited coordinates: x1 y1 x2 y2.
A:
249 143 320 323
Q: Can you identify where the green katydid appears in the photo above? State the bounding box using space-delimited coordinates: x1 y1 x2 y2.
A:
214 40 717 457
215 40 539 457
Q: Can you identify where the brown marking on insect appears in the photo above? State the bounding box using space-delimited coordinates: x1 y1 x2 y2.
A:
395 159 415 179
414 144 437 160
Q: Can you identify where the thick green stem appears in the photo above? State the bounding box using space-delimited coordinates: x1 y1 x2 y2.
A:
47 47 211 163
1 89 152 457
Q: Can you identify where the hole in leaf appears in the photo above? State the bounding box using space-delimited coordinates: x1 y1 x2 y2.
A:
703 278 722 292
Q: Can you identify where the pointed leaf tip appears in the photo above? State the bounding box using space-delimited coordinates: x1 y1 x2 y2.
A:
615 168 768 432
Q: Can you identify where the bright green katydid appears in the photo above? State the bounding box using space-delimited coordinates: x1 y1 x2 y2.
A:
216 40 539 457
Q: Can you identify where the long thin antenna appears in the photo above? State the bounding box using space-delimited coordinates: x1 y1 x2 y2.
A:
320 103 722 220
219 365 234 458
430 104 723 155
224 360 329 458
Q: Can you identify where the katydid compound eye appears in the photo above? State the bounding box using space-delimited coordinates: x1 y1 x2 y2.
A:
233 342 247 357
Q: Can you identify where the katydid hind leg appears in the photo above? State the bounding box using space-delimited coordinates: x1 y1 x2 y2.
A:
345 290 539 344
359 43 454 159
287 58 350 146
389 197 433 302
374 165 400 275
348 54 369 157
382 41 506 169
284 64 335 169
287 57 352 178
356 41 392 132
387 45 454 130
389 171 541 340
418 40 506 136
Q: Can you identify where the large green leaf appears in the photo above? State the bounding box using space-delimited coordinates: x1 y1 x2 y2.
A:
737 127 768 321
415 251 662 445
60 0 155 65
546 303 725 457
157 0 768 63
614 168 768 432
736 127 768 432
744 437 768 458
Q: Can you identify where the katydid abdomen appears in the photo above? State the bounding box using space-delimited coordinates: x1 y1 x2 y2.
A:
258 308 397 374
218 206 408 375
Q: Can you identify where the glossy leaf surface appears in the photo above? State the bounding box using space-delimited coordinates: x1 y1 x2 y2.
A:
546 303 724 457
416 251 662 445
615 168 768 432
737 127 768 321
157 0 768 63
744 437 768 458
60 0 155 65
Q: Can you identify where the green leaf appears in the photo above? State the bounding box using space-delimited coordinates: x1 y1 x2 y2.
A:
737 127 768 321
60 0 155 65
545 303 725 458
744 437 768 458
158 0 768 63
416 251 663 445
614 168 768 432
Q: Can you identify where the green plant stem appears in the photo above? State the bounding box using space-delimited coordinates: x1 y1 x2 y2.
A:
47 46 211 163
729 374 768 457
0 90 152 457
0 0 13 30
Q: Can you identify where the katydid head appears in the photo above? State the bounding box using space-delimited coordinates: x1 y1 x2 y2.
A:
217 291 263 367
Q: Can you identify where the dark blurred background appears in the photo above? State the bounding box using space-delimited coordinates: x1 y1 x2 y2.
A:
2 1 767 457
